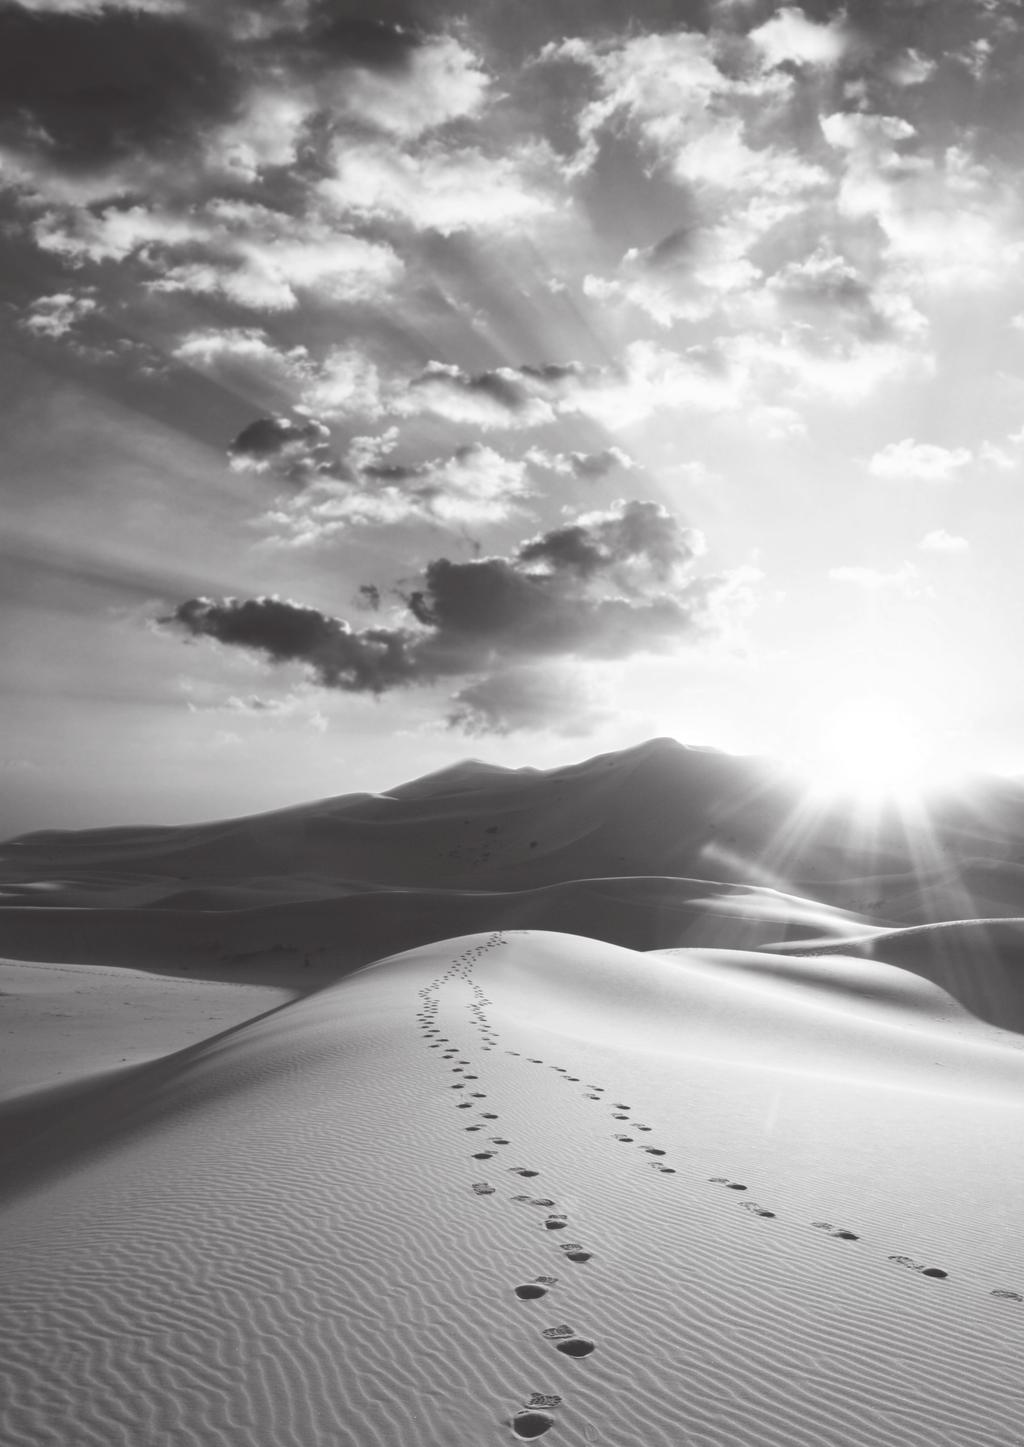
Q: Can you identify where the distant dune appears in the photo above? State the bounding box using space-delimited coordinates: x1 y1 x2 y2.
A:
3 741 1024 1445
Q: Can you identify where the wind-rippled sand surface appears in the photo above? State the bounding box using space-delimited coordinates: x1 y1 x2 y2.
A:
4 928 1024 1447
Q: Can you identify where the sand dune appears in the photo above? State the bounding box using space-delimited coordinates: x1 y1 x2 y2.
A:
4 740 1024 1444
777 916 1024 1032
3 930 1024 1447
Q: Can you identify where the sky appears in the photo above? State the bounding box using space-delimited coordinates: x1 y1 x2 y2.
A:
5 0 1024 832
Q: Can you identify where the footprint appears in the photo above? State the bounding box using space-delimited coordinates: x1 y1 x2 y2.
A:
530 1198 557 1208
889 1255 948 1279
456 1102 472 1109
634 1125 652 1132
472 1151 495 1160
812 1222 859 1240
555 1338 595 1358
544 1215 569 1231
509 1167 540 1177
482 1112 499 1120
710 1179 747 1191
491 1137 511 1145
992 1289 1023 1301
741 1202 776 1218
541 1324 574 1340
464 1125 483 1132
526 1394 562 1409
563 1250 593 1263
514 1283 549 1300
471 1182 495 1195
613 1113 630 1121
566 1076 579 1082
614 1134 634 1142
642 1147 666 1156
512 1410 554 1439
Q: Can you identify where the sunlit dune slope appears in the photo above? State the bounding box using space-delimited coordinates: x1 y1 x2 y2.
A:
3 930 1024 1447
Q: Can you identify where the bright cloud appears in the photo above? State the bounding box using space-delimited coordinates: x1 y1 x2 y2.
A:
320 138 555 235
868 439 973 482
330 35 491 140
20 290 97 338
747 7 848 69
919 529 970 553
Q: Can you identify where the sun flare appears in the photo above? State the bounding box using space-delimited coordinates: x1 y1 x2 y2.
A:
795 694 948 804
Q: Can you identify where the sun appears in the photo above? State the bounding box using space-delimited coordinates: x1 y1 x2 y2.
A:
795 694 946 804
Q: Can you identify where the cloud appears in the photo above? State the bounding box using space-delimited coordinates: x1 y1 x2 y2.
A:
165 500 742 730
919 529 970 553
20 290 97 339
301 348 386 419
887 49 937 86
265 442 532 541
0 7 239 179
173 327 316 396
747 7 848 69
166 596 421 693
545 31 826 195
38 199 403 311
319 137 555 235
525 446 636 479
828 562 924 594
447 665 611 736
514 500 704 589
399 360 561 429
584 208 773 326
822 111 1024 289
403 501 722 667
228 414 335 483
868 439 972 481
402 343 742 432
174 332 384 419
331 34 490 139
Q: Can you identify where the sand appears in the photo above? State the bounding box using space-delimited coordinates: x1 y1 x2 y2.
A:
2 740 1024 1445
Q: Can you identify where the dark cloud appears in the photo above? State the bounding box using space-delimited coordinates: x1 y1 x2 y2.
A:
516 499 699 583
164 501 734 728
404 501 714 664
407 361 550 421
0 6 240 173
568 447 634 479
167 596 420 693
301 11 424 70
228 414 338 485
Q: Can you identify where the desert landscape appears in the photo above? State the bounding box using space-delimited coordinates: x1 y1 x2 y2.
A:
2 737 1024 1446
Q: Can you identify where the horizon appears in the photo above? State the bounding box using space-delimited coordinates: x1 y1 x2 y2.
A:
6 1 1024 833
6 730 1024 842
